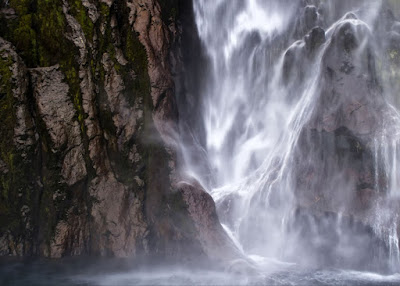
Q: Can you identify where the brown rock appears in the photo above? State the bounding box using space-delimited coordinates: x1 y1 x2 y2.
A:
30 65 87 186
127 0 178 145
89 174 148 256
177 181 242 263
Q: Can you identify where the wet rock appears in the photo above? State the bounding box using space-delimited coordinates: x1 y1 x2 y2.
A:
100 0 113 7
0 159 8 174
280 11 400 269
283 25 325 88
392 21 400 34
61 147 87 186
226 259 258 276
214 192 241 229
0 8 16 20
312 18 381 136
63 0 88 62
285 207 389 271
90 175 148 257
81 0 99 23
304 5 319 31
30 66 73 148
282 41 306 85
102 52 142 150
178 181 242 263
128 0 178 144
0 37 37 255
293 1 325 38
388 30 400 48
0 0 245 264
0 38 35 151
30 65 87 185
294 127 379 214
305 26 326 52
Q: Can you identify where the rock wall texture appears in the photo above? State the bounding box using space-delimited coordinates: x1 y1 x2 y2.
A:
274 0 400 271
0 0 238 262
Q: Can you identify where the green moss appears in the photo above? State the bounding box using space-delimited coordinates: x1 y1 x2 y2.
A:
124 30 151 107
9 0 31 15
0 56 35 243
36 0 66 65
1 0 180 254
61 63 86 133
11 14 37 63
0 56 15 177
1 0 90 250
94 8 152 185
68 0 94 42
32 105 71 250
6 0 70 67
157 0 179 24
99 2 110 20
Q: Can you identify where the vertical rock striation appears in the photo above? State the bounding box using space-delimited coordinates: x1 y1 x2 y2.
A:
0 0 239 263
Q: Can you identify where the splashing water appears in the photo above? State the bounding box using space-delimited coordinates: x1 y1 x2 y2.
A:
186 0 400 273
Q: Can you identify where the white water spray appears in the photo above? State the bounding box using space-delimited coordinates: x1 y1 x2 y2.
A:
186 0 400 272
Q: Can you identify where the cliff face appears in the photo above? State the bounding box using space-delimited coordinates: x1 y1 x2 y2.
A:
0 0 237 261
186 0 400 271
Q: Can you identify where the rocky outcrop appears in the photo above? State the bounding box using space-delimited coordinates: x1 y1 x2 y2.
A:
178 181 242 262
128 0 178 147
0 36 37 256
284 7 400 271
0 0 238 264
203 1 400 271
284 207 390 271
30 65 87 186
294 13 394 214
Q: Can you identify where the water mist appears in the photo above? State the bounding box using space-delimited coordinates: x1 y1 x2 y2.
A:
180 0 400 274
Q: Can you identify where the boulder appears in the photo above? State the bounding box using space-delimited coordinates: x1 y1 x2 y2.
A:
177 181 243 263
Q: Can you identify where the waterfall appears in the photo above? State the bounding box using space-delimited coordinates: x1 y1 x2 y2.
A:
186 0 400 272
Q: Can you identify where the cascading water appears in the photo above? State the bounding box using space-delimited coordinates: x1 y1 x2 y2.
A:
7 1 400 286
186 0 400 274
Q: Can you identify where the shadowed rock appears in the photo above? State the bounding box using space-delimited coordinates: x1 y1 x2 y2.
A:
0 0 241 264
177 180 243 263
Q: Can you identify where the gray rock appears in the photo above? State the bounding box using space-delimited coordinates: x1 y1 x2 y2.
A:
102 52 142 149
128 0 179 145
305 26 326 52
81 0 99 23
61 146 87 186
30 65 87 185
311 19 382 136
291 15 400 221
89 175 148 256
0 38 35 152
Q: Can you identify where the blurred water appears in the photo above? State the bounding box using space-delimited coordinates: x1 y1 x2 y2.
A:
182 0 400 274
2 258 400 286
4 1 400 285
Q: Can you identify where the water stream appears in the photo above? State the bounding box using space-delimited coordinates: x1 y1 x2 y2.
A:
184 0 400 275
4 1 400 285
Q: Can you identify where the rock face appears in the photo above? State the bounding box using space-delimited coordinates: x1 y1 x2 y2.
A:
294 15 386 214
0 0 239 263
281 2 400 271
194 0 400 271
2 0 400 270
30 65 87 186
177 181 242 262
